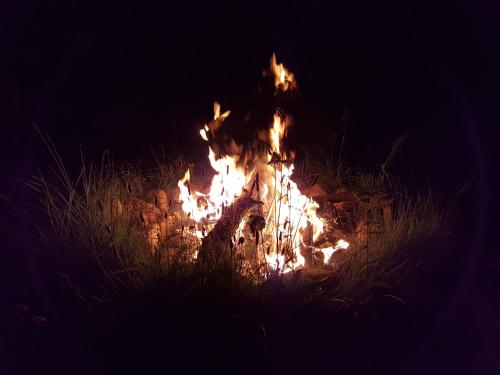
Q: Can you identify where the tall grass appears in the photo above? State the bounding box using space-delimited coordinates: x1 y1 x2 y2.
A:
26 127 448 307
27 128 190 295
331 185 448 304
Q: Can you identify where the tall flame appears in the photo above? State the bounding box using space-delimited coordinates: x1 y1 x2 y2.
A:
270 112 288 154
177 54 348 273
270 53 296 92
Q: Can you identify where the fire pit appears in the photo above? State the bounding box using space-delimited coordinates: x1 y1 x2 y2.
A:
171 54 351 273
113 54 401 277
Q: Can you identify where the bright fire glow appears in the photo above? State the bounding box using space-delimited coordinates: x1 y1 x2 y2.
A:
270 53 296 92
177 54 348 273
321 239 350 265
213 101 230 120
270 112 288 154
199 124 209 141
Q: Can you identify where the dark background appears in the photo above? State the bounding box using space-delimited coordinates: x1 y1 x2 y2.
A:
0 0 498 373
1 0 496 259
0 0 497 184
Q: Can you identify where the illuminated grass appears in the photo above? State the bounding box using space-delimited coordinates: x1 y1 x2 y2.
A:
27 127 448 306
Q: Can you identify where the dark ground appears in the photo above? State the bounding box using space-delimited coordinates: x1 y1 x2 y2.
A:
0 0 498 374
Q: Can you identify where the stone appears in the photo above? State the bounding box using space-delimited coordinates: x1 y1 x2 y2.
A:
146 189 169 212
137 201 161 225
169 187 180 203
159 214 178 239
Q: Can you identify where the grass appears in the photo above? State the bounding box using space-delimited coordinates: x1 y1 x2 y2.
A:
24 127 448 302
9 127 459 374
332 189 448 303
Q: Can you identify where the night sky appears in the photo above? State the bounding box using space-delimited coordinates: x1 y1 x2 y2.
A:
0 1 498 371
1 0 496 242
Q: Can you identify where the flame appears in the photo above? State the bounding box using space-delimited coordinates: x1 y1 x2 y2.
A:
206 147 248 220
178 147 248 223
321 239 350 265
269 112 288 155
270 53 296 92
177 54 348 274
200 124 209 141
213 101 230 121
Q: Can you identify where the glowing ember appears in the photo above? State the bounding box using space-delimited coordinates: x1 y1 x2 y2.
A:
177 54 348 273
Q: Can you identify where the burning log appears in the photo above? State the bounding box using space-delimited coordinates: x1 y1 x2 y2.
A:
198 195 263 268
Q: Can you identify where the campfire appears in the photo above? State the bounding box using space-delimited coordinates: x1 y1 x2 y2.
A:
174 54 350 273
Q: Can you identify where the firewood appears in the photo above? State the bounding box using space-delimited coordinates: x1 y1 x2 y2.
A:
356 220 382 245
198 195 263 267
308 182 331 199
313 191 357 204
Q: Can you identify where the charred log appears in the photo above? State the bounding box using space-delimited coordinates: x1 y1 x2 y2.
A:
198 195 263 269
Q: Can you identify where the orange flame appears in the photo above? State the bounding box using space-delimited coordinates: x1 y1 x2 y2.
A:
321 239 350 265
178 54 348 274
270 53 296 92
